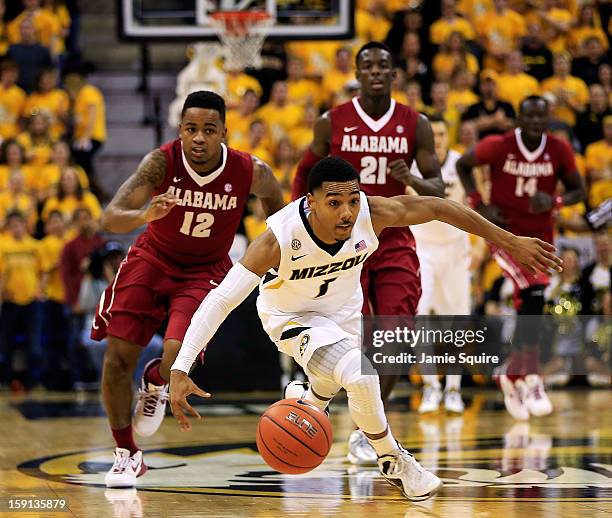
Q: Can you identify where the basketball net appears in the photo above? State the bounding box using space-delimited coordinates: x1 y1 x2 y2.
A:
209 11 273 71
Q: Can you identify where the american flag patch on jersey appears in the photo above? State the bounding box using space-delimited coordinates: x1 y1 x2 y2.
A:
355 240 367 252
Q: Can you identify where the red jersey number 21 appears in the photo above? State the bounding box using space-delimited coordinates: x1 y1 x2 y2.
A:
360 156 388 184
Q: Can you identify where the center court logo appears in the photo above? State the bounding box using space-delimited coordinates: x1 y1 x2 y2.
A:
18 440 611 500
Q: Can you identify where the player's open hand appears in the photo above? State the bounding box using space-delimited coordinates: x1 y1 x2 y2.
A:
169 370 211 431
144 188 179 223
508 237 563 274
388 159 413 186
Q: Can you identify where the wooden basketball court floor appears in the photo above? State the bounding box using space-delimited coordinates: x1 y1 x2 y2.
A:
1 387 610 517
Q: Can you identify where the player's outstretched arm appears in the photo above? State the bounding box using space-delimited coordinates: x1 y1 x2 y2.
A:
250 157 285 217
169 230 281 431
291 115 331 200
369 195 563 275
390 114 444 197
101 149 177 233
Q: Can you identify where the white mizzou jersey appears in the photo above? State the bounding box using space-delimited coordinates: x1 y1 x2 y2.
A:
257 192 379 340
410 149 468 245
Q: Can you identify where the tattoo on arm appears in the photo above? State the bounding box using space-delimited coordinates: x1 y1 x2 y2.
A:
112 149 167 209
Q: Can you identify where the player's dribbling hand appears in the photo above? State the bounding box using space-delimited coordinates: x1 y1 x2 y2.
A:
144 188 179 223
169 370 211 431
508 237 563 274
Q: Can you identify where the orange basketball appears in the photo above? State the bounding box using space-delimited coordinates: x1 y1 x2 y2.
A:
256 398 333 474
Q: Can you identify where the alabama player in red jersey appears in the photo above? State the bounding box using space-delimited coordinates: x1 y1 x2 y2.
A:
457 96 585 420
93 91 284 487
291 41 444 465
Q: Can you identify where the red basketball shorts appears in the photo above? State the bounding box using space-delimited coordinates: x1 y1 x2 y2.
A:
91 245 231 347
360 227 421 316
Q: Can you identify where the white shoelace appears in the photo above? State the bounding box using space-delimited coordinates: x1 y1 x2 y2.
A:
138 386 168 417
111 451 131 474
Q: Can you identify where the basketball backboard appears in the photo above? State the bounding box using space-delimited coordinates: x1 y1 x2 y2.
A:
118 0 355 41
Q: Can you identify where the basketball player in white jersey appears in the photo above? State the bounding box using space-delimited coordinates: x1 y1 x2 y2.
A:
410 116 471 414
169 157 561 501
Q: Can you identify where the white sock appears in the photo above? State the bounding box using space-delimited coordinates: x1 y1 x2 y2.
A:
367 427 399 457
423 375 441 389
445 375 461 391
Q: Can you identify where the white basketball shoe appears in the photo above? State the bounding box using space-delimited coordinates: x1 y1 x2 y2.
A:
418 385 442 414
284 380 308 399
499 375 530 421
105 448 147 488
443 388 465 414
378 447 443 501
133 359 169 437
523 374 553 417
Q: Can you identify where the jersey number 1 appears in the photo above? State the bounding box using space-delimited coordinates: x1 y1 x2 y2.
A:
316 277 338 298
180 211 215 237
360 156 388 184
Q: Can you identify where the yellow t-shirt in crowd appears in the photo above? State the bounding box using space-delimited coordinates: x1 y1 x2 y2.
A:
286 41 344 76
525 8 573 53
0 191 37 229
432 52 480 80
35 164 89 198
7 9 59 49
559 202 588 237
22 89 70 139
42 191 102 222
16 133 55 167
0 165 38 193
287 126 312 154
540 75 589 126
476 9 526 55
240 144 272 165
0 84 26 140
256 102 304 142
43 5 70 54
39 233 67 303
226 73 262 109
0 234 42 305
225 109 257 150
424 105 461 145
430 16 476 45
322 69 355 106
447 89 479 114
575 153 586 177
589 180 612 208
457 0 493 23
569 26 609 53
243 215 267 242
355 9 391 45
287 78 321 108
585 140 612 176
496 72 540 111
74 84 106 142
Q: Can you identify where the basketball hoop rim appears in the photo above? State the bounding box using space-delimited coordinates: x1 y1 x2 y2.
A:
209 11 272 25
